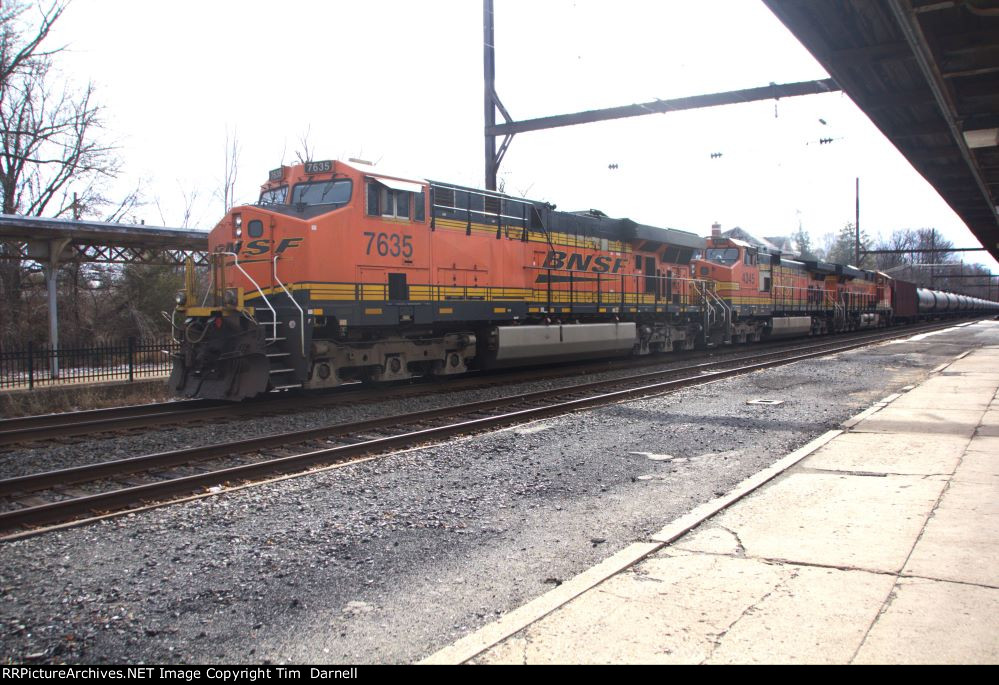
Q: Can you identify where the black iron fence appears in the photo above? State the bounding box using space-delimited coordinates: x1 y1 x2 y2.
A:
0 337 180 390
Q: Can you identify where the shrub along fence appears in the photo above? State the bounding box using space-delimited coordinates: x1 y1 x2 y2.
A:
0 338 179 390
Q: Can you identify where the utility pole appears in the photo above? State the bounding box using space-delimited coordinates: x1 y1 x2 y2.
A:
483 0 497 190
929 231 935 289
854 177 860 267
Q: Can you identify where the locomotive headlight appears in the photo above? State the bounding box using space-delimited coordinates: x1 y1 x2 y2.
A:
175 290 187 306
224 288 238 306
234 213 242 228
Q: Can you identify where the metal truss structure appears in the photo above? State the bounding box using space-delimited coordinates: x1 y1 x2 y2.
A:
0 214 209 267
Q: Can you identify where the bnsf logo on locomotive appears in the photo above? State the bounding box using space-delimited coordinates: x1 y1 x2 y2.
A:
543 250 627 273
221 238 304 257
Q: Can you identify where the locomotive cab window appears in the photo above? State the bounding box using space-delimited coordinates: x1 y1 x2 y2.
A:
368 185 412 220
366 182 379 216
259 186 288 205
393 190 410 219
366 178 425 221
291 179 352 208
704 248 739 266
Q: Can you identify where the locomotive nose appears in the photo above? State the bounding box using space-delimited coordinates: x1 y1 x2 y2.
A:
226 210 266 243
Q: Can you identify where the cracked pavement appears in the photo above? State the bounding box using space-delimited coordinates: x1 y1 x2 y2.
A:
462 322 999 664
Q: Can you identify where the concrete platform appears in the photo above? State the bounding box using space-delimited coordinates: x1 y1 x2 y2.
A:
423 342 999 665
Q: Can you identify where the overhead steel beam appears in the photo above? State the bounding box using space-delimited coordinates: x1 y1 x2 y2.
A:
861 247 988 254
481 2 840 189
485 78 840 138
933 273 998 278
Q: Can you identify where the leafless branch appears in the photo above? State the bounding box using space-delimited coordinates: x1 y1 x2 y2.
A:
221 126 240 212
0 1 67 86
295 125 314 165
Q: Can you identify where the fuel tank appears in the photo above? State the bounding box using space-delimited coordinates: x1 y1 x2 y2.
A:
483 322 637 367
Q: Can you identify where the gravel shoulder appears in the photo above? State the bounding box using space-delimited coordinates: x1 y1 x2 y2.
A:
0 322 994 664
0 333 913 479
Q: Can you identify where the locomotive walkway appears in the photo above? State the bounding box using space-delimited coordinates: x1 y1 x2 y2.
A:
424 334 999 664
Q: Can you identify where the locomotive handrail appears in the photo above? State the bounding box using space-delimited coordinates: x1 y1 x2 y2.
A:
701 284 732 341
273 255 305 356
220 251 279 342
169 310 180 344
520 264 707 310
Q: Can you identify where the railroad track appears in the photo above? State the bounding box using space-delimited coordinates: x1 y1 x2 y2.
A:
0 319 974 538
0 382 416 447
0 350 698 447
0 319 975 448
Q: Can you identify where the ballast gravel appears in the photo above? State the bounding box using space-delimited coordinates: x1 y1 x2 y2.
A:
0 323 993 664
0 334 922 479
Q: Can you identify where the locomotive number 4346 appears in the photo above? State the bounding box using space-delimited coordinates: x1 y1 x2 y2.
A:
363 231 414 258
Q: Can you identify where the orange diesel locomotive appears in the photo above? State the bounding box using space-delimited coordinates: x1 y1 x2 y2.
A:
170 160 708 399
170 160 998 400
692 230 890 344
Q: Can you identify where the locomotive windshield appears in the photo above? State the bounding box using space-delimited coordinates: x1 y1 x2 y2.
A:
292 179 352 208
704 248 740 266
259 186 288 205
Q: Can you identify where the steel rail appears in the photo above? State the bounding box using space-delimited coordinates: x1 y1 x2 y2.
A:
0 318 972 446
0 319 973 534
0 319 961 497
0 351 704 444
0 397 220 433
0 380 407 446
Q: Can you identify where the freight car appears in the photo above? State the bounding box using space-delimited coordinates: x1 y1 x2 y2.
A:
168 159 999 400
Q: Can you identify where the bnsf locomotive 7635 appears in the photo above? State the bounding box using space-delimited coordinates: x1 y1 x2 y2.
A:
168 159 999 400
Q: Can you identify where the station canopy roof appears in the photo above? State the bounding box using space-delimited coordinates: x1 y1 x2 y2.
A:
764 0 999 264
0 214 209 266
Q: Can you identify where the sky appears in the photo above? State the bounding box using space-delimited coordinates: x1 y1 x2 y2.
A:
42 0 999 271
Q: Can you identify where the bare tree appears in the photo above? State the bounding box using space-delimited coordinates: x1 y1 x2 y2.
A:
871 228 972 291
154 183 202 229
0 0 127 342
0 1 63 88
98 179 143 223
873 230 917 274
0 2 118 217
295 125 315 164
914 228 955 266
221 126 240 212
